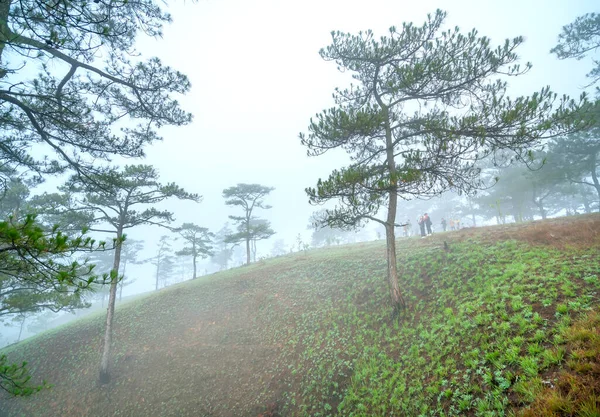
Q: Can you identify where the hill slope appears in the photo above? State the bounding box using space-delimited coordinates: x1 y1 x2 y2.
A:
1 215 600 417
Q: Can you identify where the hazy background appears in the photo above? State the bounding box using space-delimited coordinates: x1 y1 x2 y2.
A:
1 0 596 345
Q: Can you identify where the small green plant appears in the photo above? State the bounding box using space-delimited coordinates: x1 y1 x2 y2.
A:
541 347 566 368
556 304 569 315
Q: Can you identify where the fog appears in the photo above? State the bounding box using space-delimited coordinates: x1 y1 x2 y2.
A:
131 0 593 287
0 0 597 348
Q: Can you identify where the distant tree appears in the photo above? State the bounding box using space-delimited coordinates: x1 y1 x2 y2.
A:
551 12 600 87
11 312 31 343
222 184 275 265
547 181 597 215
247 218 276 262
211 224 233 271
85 243 116 307
550 126 600 210
27 311 55 335
57 164 200 384
478 165 537 223
300 10 586 313
86 237 143 302
117 239 144 301
231 245 246 267
526 155 572 219
175 223 213 279
0 178 30 219
148 236 176 290
295 233 309 253
309 210 352 247
270 239 287 257
174 258 193 283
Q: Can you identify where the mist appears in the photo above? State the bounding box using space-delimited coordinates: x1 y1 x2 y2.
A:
1 1 599 415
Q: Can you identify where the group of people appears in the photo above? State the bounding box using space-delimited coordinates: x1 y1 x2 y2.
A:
400 215 463 238
440 218 461 231
417 213 433 238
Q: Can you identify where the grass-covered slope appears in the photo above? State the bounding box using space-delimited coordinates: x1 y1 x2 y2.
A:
1 215 599 417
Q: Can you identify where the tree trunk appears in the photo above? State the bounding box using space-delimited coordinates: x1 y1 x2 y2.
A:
468 199 477 227
17 316 25 342
245 237 250 265
99 227 123 384
155 256 160 291
192 254 197 279
533 200 547 219
582 197 591 214
380 100 404 314
385 208 404 314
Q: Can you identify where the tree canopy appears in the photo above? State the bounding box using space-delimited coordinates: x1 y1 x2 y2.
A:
0 0 192 183
175 223 213 279
551 12 600 87
223 184 275 265
300 9 588 312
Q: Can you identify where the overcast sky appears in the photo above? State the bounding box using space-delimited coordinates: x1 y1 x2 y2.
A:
65 0 600 294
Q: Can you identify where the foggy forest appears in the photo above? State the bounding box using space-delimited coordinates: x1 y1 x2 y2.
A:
1 1 599 416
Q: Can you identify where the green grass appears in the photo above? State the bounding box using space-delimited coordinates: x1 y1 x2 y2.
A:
1 214 599 417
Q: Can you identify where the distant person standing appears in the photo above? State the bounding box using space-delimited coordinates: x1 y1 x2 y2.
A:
424 213 433 235
418 216 426 238
449 219 455 231
455 219 461 229
403 220 411 237
441 218 447 232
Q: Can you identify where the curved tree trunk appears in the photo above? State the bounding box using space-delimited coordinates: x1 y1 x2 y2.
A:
99 227 123 384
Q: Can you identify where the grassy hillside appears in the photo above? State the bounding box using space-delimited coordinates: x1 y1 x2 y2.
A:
1 215 599 417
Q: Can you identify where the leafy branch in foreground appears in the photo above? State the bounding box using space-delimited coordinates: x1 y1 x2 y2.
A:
0 213 111 396
0 354 49 396
0 214 109 318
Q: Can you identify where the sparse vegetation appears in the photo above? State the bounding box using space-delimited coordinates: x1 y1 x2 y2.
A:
0 215 598 416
